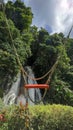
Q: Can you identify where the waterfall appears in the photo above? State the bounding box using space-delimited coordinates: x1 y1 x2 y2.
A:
25 66 41 105
3 73 21 105
3 66 41 105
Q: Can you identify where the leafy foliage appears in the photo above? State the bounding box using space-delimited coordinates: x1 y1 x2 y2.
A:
0 0 73 106
5 0 33 31
0 103 73 130
31 105 73 130
28 28 73 105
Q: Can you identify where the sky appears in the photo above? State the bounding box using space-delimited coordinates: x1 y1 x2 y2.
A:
4 0 73 37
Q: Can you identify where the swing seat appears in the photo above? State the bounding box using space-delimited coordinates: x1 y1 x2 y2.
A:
24 84 49 89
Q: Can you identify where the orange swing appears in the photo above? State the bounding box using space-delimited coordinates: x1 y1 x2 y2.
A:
24 84 49 104
25 84 49 89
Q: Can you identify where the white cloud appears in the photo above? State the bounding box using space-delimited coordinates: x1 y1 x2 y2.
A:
3 0 73 37
4 0 8 3
23 0 73 37
53 0 73 37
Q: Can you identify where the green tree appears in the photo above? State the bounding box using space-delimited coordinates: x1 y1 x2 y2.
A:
29 28 73 105
5 0 33 31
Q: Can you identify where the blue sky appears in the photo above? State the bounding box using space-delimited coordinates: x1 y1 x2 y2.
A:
4 0 73 37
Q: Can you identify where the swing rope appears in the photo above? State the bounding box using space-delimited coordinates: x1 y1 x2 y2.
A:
27 56 60 104
2 1 49 81
1 1 66 104
1 0 60 83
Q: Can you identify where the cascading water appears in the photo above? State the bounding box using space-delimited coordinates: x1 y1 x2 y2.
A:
3 73 21 105
3 66 41 105
25 66 41 105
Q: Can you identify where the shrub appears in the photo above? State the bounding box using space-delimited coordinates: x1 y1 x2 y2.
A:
0 104 73 130
0 103 30 130
30 105 73 130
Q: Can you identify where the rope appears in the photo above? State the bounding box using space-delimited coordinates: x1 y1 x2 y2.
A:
46 56 60 84
26 88 47 104
1 1 49 104
1 0 57 82
27 56 60 104
67 24 73 38
1 1 26 84
1 1 60 104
